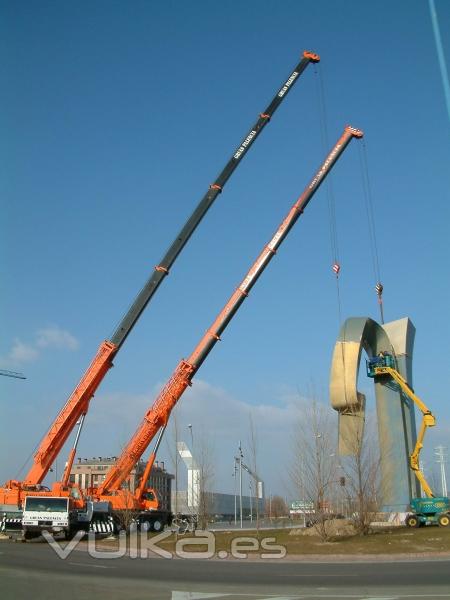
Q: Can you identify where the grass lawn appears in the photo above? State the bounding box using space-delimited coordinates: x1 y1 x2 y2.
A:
90 525 450 558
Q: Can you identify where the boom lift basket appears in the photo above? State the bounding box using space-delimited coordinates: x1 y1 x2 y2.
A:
366 353 395 378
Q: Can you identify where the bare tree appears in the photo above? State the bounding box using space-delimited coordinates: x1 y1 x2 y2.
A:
266 495 288 518
113 489 140 532
340 414 381 535
291 398 338 541
195 429 215 529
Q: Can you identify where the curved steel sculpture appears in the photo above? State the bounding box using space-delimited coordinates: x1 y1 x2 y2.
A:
330 317 419 511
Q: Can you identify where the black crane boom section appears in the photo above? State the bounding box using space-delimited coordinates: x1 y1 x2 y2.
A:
111 51 319 347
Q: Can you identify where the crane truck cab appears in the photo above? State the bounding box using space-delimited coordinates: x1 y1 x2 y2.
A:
137 488 172 532
141 488 159 510
22 494 93 540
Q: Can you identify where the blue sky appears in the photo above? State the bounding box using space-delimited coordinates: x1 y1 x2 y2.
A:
1 0 449 496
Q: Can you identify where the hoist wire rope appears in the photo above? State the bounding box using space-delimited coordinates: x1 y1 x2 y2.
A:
313 64 348 408
358 142 381 284
313 65 343 322
15 438 42 481
314 64 340 268
358 141 385 323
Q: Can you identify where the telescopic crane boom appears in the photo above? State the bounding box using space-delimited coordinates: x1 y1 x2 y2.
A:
97 125 363 498
10 51 319 490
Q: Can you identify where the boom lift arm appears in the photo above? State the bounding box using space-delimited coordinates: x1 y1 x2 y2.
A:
17 51 320 488
367 355 436 497
97 125 363 497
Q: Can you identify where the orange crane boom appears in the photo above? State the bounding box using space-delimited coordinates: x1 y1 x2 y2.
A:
98 125 363 497
11 51 319 489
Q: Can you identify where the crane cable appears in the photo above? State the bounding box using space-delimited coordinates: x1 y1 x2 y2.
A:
313 64 343 326
358 142 384 323
15 439 42 481
313 65 349 409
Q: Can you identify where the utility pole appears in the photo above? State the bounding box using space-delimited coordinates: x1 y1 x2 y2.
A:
419 460 427 498
435 446 448 497
234 453 264 523
239 441 243 529
232 461 237 525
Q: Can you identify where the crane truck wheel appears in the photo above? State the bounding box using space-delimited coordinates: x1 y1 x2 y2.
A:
23 530 41 541
405 515 420 528
64 528 77 541
437 513 450 527
151 519 163 532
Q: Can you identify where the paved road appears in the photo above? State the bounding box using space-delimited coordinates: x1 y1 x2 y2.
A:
1 539 450 600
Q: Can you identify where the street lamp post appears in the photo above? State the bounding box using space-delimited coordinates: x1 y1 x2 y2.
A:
233 461 238 525
188 424 194 452
435 446 448 497
239 441 243 529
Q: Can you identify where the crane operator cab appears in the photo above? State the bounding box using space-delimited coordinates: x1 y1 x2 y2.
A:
141 488 159 511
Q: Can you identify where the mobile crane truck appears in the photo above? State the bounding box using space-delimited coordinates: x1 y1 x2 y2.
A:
1 50 319 536
21 494 94 541
367 354 450 527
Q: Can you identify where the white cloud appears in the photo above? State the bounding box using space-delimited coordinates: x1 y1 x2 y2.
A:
0 338 39 368
36 326 79 350
0 326 79 368
177 379 304 438
8 339 39 364
84 379 314 495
